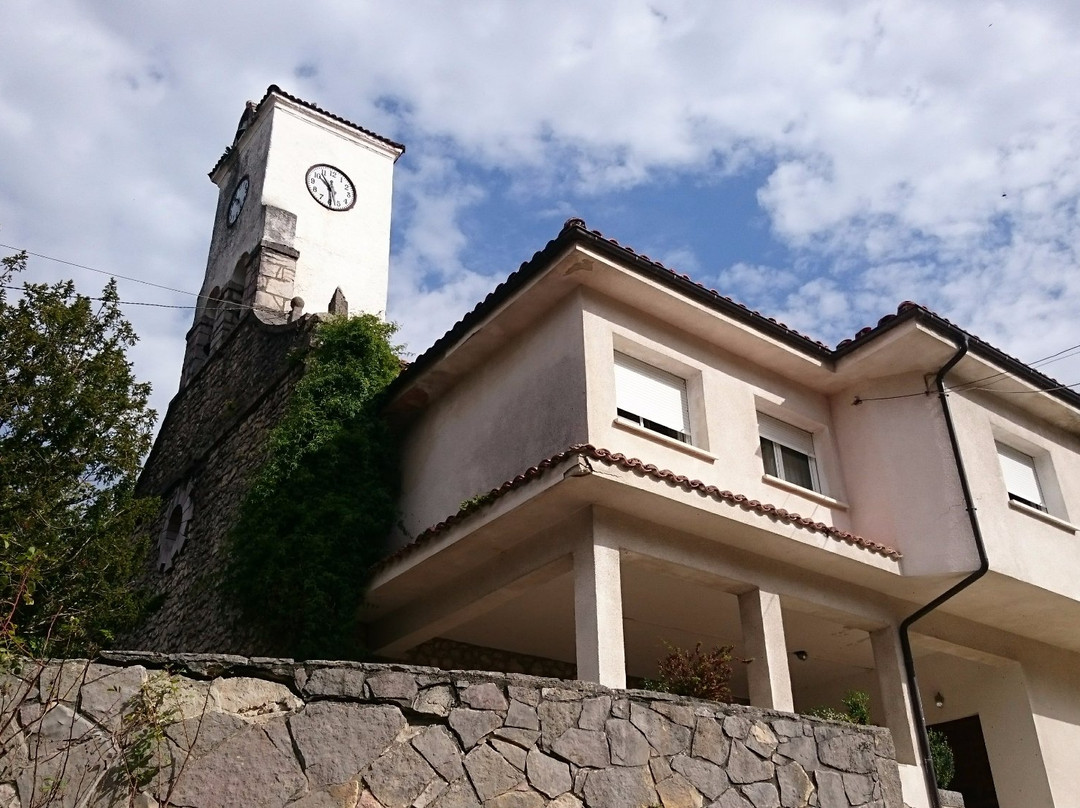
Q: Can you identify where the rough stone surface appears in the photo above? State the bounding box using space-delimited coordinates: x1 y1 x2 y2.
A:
778 761 815 808
671 754 731 799
1 658 905 808
290 702 405 787
364 743 437 808
463 743 525 802
631 703 691 755
551 727 610 768
727 741 776 784
582 765 659 808
449 708 502 749
607 717 651 766
526 747 572 797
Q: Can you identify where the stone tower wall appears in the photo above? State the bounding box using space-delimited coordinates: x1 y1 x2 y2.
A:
128 311 317 653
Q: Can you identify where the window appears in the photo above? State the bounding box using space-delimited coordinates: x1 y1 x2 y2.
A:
996 443 1046 512
759 414 819 492
614 353 691 443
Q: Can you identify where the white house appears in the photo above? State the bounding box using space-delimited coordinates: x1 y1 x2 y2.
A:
144 87 1080 808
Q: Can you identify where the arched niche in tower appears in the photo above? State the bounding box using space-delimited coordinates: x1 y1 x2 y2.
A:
158 482 194 572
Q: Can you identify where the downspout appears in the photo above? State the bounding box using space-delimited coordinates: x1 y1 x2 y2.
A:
899 334 991 808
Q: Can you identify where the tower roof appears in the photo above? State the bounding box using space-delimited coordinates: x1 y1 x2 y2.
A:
209 84 405 178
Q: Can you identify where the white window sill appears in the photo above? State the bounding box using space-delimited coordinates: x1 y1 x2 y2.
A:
612 417 717 463
761 474 849 511
1008 499 1078 534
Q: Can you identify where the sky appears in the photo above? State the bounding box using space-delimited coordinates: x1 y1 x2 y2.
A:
2 1 1080 425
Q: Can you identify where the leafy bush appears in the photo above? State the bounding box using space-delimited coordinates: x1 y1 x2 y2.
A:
928 727 956 789
807 689 872 725
648 642 734 703
225 313 401 660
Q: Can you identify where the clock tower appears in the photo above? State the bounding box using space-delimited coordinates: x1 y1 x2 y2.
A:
181 85 404 385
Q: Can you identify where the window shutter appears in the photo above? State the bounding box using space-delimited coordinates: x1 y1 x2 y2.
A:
997 443 1044 507
758 414 815 456
614 353 690 437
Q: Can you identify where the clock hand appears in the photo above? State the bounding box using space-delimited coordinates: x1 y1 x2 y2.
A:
322 175 336 206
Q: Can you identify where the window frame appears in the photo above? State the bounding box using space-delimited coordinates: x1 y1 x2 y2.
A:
996 442 1047 513
613 352 692 445
758 413 821 493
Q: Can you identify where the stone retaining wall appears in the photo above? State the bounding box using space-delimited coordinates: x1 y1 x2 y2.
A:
1 654 904 808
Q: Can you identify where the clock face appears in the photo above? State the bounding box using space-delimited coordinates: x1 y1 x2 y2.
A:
306 164 356 211
227 175 249 226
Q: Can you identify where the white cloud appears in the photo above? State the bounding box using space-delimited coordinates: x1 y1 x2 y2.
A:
3 0 1080 417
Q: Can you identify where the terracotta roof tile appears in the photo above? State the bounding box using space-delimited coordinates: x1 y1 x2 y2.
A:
374 444 902 575
209 85 404 178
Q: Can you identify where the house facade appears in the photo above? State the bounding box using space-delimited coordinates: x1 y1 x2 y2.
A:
136 88 1079 808
369 221 1080 808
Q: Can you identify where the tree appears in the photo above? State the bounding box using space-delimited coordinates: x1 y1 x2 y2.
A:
0 250 157 656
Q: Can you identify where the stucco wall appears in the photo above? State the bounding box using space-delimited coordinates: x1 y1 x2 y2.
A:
396 293 590 541
1 654 905 808
580 291 855 538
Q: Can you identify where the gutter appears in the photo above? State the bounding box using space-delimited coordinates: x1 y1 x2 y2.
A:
899 335 990 808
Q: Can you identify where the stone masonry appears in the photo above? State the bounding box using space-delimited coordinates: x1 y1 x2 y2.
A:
1 654 904 808
127 311 318 654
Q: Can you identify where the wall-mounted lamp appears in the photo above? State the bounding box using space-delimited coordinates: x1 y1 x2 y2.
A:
934 692 944 708
793 650 809 661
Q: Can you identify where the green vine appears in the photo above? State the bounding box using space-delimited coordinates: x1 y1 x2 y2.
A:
225 314 401 660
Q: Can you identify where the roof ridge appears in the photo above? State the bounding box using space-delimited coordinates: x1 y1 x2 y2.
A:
209 84 405 178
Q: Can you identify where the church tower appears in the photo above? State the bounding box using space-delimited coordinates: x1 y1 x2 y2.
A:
131 88 404 653
181 85 404 385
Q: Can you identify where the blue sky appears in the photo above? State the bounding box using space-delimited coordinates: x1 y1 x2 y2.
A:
2 2 1080 421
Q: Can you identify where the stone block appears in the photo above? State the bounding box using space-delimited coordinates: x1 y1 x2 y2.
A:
505 699 541 730
289 702 405 787
508 685 540 707
460 682 508 712
777 761 815 808
630 703 691 756
842 772 874 804
578 695 611 730
491 737 528 770
671 754 731 799
365 742 437 808
168 721 305 808
693 715 732 766
746 722 779 758
777 736 820 772
493 727 540 749
655 772 705 808
414 684 456 716
449 708 502 749
815 728 874 774
713 788 755 808
582 765 658 808
814 770 850 808
429 777 481 808
209 676 302 718
288 779 361 808
526 746 572 797
413 724 466 781
485 792 546 808
652 701 697 728
366 671 419 703
539 700 581 750
724 715 752 741
78 664 147 730
303 666 366 698
727 741 775 784
551 727 610 768
463 743 525 802
742 781 781 808
607 717 651 766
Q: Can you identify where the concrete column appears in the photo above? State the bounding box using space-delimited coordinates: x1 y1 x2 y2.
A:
738 588 794 711
871 628 921 766
573 533 626 689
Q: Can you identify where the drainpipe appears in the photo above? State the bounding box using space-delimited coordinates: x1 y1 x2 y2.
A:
898 334 990 808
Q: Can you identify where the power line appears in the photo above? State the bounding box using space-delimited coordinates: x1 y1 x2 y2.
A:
1 243 200 299
1 284 197 309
